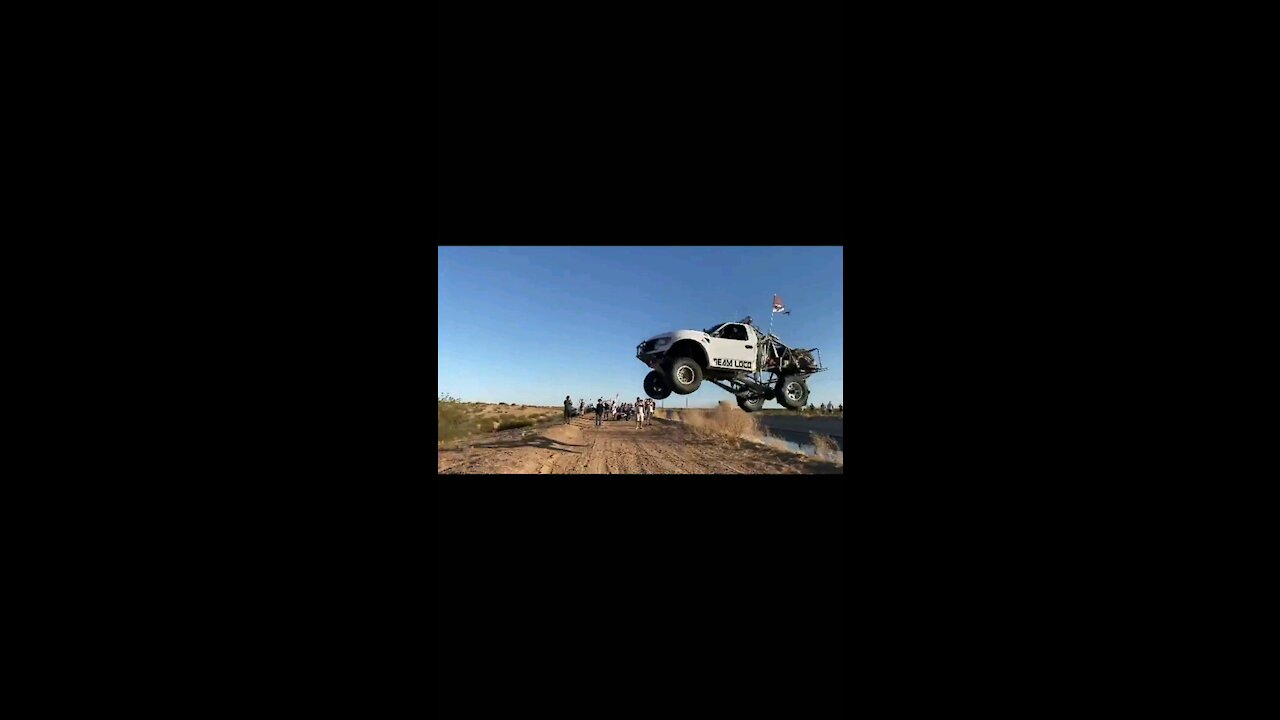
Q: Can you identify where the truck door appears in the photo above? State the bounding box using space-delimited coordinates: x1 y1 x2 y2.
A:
705 323 757 373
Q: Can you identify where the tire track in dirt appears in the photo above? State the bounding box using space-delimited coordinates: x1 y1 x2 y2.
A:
439 413 841 474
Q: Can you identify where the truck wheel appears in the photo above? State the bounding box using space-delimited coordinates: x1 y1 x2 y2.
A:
775 375 809 409
644 371 673 400
737 395 765 412
664 357 703 395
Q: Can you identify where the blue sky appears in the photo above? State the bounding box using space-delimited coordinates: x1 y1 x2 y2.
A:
438 246 843 408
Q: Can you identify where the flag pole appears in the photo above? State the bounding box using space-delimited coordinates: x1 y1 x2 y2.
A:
768 292 775 338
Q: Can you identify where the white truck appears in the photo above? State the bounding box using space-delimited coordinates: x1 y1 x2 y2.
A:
635 316 824 412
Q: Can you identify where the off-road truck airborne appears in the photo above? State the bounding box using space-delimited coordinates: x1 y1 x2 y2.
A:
635 316 824 412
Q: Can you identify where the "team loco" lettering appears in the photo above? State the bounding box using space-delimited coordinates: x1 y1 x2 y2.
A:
712 358 753 369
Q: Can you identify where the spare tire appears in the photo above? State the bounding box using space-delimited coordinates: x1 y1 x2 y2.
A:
644 370 672 400
775 375 809 409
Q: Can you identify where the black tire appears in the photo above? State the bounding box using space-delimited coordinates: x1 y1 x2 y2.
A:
663 357 703 395
737 395 765 412
644 370 673 400
775 375 809 409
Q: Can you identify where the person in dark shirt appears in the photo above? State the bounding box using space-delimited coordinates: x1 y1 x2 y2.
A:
594 398 604 427
563 395 573 424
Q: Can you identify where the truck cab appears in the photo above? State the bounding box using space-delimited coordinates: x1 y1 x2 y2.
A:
702 322 758 374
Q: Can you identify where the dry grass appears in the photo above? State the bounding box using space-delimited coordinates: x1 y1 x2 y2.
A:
668 405 763 442
660 407 842 465
439 400 563 445
809 432 842 465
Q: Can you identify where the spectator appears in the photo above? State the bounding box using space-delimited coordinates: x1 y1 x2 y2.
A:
838 403 843 413
595 398 604 427
563 395 573 424
635 397 646 429
579 398 584 414
646 398 655 426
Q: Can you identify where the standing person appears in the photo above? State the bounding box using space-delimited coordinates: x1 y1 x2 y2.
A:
647 398 655 426
579 398 584 414
635 397 645 429
563 395 573 424
595 398 604 427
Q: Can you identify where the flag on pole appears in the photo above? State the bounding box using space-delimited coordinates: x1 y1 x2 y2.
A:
772 294 790 314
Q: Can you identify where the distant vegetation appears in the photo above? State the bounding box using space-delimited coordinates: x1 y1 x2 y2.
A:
756 408 843 418
438 394 559 444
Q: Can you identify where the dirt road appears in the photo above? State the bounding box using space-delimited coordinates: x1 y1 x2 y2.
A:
438 415 842 474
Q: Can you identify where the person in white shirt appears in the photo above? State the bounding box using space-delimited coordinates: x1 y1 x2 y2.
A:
635 396 645 429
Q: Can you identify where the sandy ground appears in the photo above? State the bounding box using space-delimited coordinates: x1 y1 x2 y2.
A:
437 415 842 475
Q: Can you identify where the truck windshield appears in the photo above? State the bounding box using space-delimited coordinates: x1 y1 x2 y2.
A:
704 323 726 334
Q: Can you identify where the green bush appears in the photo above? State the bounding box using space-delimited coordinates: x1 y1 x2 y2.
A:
496 418 534 431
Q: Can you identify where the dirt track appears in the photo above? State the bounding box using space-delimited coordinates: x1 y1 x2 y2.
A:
437 415 842 474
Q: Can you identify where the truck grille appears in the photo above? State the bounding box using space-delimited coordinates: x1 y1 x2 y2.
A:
641 340 657 352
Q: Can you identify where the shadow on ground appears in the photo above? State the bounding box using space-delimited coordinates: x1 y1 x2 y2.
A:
469 434 585 453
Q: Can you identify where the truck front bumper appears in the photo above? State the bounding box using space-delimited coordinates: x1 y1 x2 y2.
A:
636 346 663 368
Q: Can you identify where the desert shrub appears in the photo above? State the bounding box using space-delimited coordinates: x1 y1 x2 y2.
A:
496 418 534 431
498 402 508 405
438 392 471 442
